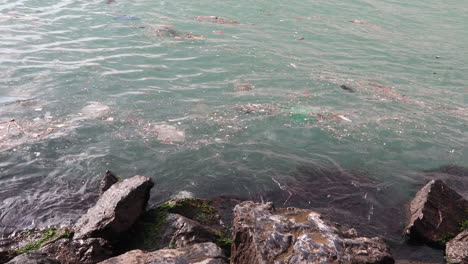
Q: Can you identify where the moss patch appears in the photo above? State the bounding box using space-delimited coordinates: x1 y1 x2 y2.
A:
212 229 232 257
121 198 226 253
435 232 456 247
163 198 220 226
15 228 73 254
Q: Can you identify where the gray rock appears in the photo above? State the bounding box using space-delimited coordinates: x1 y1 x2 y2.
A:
73 175 154 240
405 180 468 246
231 201 394 264
40 238 113 264
446 229 468 264
99 171 119 195
157 213 219 249
98 242 226 264
5 252 60 264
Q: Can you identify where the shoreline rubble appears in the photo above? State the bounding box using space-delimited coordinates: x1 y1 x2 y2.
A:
1 170 467 264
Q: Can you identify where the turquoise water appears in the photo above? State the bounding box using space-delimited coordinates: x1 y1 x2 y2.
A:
0 0 466 256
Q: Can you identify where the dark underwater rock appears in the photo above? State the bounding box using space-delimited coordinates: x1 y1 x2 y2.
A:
73 175 154 241
231 201 394 264
405 180 468 247
40 238 113 264
5 252 59 264
98 242 226 264
446 229 468 264
99 170 119 195
258 166 403 241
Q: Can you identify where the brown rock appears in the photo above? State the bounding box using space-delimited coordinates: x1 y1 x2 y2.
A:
231 201 394 264
157 213 219 249
405 180 468 246
99 171 119 195
73 175 154 240
40 238 113 264
446 229 468 264
98 242 226 264
5 252 60 264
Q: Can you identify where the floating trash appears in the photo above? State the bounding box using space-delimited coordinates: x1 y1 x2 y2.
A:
153 124 185 143
79 102 110 119
340 84 355 93
234 82 255 91
195 16 238 24
113 16 140 21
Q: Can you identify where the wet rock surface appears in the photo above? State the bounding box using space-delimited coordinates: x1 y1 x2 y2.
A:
73 175 154 240
231 201 394 264
40 238 113 264
446 229 468 264
98 242 226 264
5 252 60 264
405 180 468 246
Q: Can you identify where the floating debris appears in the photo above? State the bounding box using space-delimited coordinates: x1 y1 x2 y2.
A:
368 82 408 102
340 84 355 93
196 16 238 24
113 16 140 21
79 102 110 119
144 24 205 40
234 103 279 115
234 82 255 92
349 19 367 24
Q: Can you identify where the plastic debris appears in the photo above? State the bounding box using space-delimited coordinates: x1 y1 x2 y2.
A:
234 82 255 91
196 16 238 24
113 16 140 21
154 124 185 143
80 102 110 119
337 115 352 122
340 84 355 93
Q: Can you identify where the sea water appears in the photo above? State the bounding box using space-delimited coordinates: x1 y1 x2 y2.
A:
0 0 467 259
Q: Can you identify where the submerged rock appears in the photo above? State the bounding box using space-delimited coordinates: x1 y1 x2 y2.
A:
98 242 226 264
405 180 468 247
446 229 468 264
5 252 59 264
99 170 119 195
40 238 113 264
73 175 154 241
231 201 394 264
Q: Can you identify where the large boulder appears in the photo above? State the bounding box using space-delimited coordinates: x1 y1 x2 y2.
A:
231 201 394 264
73 175 154 240
446 229 468 264
157 213 219 249
98 242 226 264
405 180 468 246
5 252 60 264
39 238 113 264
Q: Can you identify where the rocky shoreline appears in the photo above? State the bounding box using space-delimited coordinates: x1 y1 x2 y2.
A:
0 169 467 264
